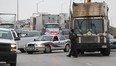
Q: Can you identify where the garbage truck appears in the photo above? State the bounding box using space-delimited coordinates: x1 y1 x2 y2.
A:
69 1 110 56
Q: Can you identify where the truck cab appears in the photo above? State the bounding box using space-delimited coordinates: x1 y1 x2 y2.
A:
0 28 20 66
70 2 110 56
44 23 60 34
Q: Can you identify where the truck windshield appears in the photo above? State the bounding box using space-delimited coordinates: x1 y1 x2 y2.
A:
45 24 59 28
0 24 14 29
0 30 13 39
74 19 104 34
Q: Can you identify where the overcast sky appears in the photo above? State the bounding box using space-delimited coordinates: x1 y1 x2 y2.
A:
0 0 116 27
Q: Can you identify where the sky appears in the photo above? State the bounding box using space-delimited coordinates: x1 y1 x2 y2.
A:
0 0 116 27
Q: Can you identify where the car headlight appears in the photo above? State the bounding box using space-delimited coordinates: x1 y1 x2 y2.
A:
38 44 45 47
11 44 16 52
11 44 16 48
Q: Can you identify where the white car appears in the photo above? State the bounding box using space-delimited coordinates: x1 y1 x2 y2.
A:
24 34 71 54
110 39 116 49
0 28 20 66
18 30 40 53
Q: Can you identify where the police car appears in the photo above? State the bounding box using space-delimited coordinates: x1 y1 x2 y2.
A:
24 34 70 54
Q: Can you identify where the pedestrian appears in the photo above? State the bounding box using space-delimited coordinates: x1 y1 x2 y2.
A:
66 29 78 58
59 27 62 35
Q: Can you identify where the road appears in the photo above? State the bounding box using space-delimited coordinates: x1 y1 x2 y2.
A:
0 49 116 66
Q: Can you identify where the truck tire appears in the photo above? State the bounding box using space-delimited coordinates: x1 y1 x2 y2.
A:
64 45 70 52
27 51 33 54
101 48 110 56
10 63 16 66
80 51 84 54
44 46 51 53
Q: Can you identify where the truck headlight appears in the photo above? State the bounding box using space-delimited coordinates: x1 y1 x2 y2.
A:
11 44 16 52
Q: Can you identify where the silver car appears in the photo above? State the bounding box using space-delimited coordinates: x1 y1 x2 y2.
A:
24 34 71 54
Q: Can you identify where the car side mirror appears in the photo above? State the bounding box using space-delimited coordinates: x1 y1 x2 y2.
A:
34 39 36 41
15 37 20 41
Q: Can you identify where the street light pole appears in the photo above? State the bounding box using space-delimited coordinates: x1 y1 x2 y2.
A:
36 0 44 13
17 0 19 21
37 3 38 13
111 16 116 27
61 3 63 13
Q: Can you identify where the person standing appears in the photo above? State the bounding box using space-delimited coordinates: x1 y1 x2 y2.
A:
59 27 62 34
67 29 78 57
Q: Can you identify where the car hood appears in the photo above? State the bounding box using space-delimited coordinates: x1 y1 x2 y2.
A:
27 41 50 45
0 39 16 44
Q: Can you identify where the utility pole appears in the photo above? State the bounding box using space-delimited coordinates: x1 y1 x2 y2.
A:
17 0 19 21
36 0 44 13
37 3 38 13
61 3 63 13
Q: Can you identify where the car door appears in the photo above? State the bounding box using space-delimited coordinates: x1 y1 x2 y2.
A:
52 36 61 50
58 35 66 49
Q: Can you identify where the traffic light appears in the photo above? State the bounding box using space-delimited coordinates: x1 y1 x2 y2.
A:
86 0 91 3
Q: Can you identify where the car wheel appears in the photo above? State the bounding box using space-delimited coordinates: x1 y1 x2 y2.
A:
27 51 33 54
44 46 51 53
10 63 16 66
20 49 26 53
64 45 70 52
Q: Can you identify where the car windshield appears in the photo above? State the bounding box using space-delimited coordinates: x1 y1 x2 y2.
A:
45 24 59 28
22 30 29 34
0 30 13 39
27 31 40 37
74 19 104 34
36 36 53 41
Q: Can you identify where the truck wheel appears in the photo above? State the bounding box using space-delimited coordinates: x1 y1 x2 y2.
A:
44 46 51 53
64 45 70 52
27 51 33 54
10 63 16 66
20 49 26 53
101 48 110 56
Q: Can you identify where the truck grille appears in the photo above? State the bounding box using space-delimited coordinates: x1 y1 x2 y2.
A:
0 43 11 52
81 36 98 43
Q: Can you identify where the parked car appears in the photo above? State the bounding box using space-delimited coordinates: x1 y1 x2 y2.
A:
109 33 116 49
27 30 40 37
110 39 116 49
62 28 70 39
62 28 70 35
24 34 71 54
20 30 29 37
